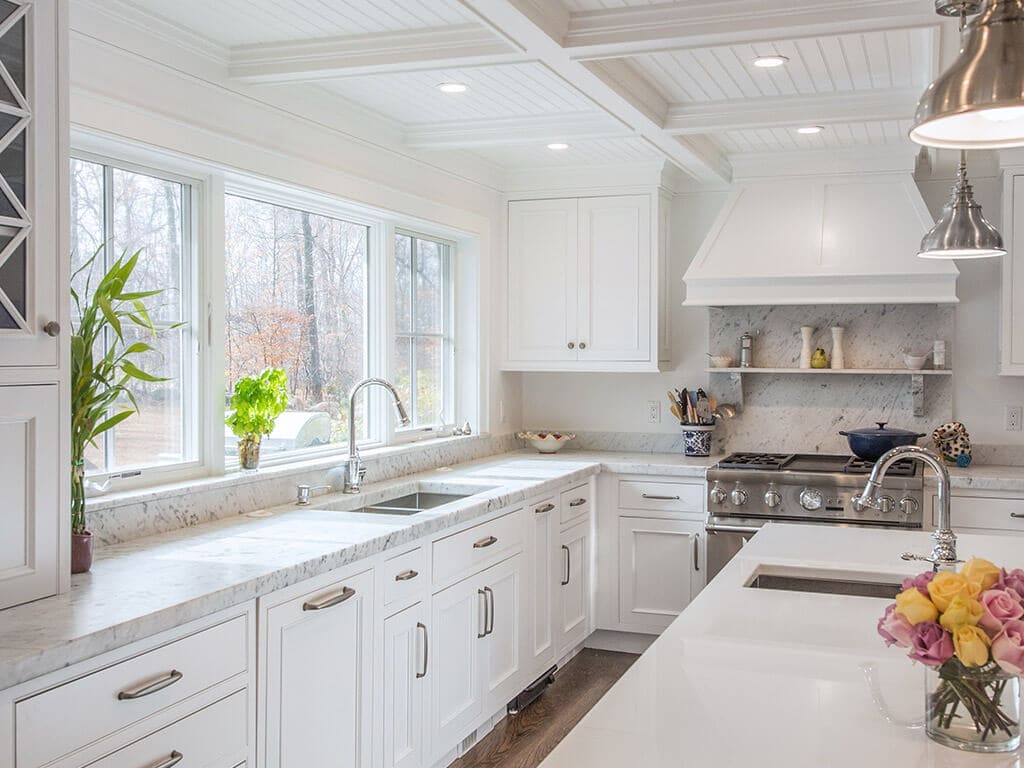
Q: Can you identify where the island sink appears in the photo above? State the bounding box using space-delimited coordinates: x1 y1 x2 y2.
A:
746 570 902 599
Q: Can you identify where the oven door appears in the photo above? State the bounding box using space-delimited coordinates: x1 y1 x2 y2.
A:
705 517 762 581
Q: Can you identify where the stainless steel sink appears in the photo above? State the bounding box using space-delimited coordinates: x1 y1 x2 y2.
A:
355 491 470 515
746 573 901 599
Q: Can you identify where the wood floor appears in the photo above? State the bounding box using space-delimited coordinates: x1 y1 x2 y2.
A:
451 649 639 768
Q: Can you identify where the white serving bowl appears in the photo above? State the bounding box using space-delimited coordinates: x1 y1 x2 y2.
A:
709 355 735 368
903 352 929 370
517 431 575 454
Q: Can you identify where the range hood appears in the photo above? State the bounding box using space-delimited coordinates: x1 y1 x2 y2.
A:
683 172 958 305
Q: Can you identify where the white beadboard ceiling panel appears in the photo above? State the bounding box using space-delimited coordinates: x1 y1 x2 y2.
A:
469 136 662 166
121 0 479 47
715 119 915 154
629 28 933 103
560 0 672 11
320 64 598 124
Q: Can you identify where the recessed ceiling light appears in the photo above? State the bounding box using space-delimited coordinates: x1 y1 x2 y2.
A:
437 82 467 93
753 55 789 68
796 125 825 134
547 142 570 150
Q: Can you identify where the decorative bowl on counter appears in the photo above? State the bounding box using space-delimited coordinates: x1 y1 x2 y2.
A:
903 351 930 370
517 431 576 454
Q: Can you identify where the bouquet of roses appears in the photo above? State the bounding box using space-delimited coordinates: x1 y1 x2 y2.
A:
877 558 1024 743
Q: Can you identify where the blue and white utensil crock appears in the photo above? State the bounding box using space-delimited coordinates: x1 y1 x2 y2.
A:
682 425 714 457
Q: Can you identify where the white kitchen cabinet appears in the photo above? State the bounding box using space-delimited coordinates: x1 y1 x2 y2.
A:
481 553 524 710
259 568 374 768
617 517 703 632
930 491 1024 535
557 521 590 656
382 601 429 768
527 496 557 676
505 194 664 372
1001 170 1024 374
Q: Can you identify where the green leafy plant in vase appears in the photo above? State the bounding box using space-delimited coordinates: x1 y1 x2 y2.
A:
71 248 180 573
226 368 289 470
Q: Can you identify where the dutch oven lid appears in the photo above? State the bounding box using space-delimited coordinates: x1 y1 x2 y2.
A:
838 421 926 438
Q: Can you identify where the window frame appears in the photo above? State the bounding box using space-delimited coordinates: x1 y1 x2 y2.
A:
69 147 205 487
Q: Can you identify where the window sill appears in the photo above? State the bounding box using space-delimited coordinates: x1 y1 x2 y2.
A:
84 432 496 513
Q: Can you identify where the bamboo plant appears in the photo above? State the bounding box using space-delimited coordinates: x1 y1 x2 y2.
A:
70 247 179 534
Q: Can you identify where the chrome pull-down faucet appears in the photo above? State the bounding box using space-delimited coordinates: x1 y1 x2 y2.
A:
344 378 411 493
852 445 958 572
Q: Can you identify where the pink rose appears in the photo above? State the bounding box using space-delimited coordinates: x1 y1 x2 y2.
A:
902 571 935 596
991 619 1024 675
878 603 915 648
998 569 1024 602
979 589 1024 635
908 621 954 667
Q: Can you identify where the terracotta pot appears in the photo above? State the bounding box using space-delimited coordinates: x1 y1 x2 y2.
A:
71 530 93 574
239 435 262 470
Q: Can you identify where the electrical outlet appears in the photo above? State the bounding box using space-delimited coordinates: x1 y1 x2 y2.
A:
647 400 661 424
1007 405 1023 432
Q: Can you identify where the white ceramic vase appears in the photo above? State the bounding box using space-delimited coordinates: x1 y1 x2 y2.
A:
831 326 846 370
799 326 814 369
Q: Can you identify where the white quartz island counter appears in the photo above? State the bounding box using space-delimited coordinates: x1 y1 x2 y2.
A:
541 524 1024 767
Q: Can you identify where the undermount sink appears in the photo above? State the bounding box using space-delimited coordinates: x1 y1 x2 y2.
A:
355 491 470 516
745 571 902 600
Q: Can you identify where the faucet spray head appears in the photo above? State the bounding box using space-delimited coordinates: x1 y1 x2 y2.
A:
395 400 411 427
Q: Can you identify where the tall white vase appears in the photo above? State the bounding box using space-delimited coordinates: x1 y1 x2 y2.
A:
800 326 814 369
831 326 846 370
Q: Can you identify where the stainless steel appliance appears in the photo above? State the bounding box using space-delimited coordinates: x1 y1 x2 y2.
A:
705 453 924 579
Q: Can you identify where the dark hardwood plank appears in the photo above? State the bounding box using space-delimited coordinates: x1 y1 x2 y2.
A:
450 649 638 768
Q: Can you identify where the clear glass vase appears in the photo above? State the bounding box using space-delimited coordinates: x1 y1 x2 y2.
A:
926 660 1021 753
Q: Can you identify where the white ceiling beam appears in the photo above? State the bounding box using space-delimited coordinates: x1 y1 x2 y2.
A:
663 88 921 135
404 112 631 150
456 0 731 184
565 0 938 60
229 24 529 84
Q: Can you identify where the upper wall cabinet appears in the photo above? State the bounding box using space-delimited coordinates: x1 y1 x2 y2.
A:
1002 169 1024 375
505 193 668 372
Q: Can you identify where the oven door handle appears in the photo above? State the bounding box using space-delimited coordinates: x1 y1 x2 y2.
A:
705 523 761 535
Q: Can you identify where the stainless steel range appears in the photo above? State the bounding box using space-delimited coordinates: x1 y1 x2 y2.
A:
704 452 925 578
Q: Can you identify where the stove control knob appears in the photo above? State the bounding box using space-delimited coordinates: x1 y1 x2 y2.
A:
899 496 919 516
799 488 823 511
709 481 727 505
764 483 782 509
730 483 748 506
878 495 896 514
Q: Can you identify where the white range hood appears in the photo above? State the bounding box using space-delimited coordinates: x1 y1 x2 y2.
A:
683 172 958 305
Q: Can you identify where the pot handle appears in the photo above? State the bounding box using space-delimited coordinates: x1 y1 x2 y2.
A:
876 422 887 429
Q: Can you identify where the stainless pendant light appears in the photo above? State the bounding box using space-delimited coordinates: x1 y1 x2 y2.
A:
911 0 1024 149
918 151 1006 258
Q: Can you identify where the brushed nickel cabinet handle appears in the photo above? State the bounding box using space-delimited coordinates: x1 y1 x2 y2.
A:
395 569 419 581
416 622 428 679
1011 512 1024 519
535 503 555 514
567 342 575 350
150 752 184 768
484 586 495 635
117 670 183 700
473 535 498 549
302 586 355 611
42 320 60 337
642 493 680 501
693 534 700 572
579 342 587 350
477 589 488 638
561 544 570 586
568 498 586 507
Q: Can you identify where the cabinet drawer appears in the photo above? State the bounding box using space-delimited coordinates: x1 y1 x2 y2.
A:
85 690 247 768
383 546 426 607
432 509 523 587
935 494 1024 533
17 616 248 767
618 480 703 513
559 483 591 526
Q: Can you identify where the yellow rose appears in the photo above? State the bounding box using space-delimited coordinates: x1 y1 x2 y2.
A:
952 625 991 667
927 571 980 612
960 558 1001 591
939 594 984 630
895 587 938 625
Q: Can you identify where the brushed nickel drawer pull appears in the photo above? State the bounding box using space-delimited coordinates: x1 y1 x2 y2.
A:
484 586 495 635
117 670 183 700
416 622 428 678
302 586 355 611
693 534 700 572
150 751 183 768
569 498 587 507
535 503 555 514
477 589 488 638
1011 512 1024 519
473 535 498 548
395 569 419 581
642 493 680 501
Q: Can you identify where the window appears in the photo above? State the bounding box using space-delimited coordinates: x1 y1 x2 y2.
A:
393 232 453 433
223 193 369 461
69 156 197 476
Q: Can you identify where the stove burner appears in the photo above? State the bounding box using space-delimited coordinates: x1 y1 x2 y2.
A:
843 457 916 477
717 452 794 470
717 452 919 477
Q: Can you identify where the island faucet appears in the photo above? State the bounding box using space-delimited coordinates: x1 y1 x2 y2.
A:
344 378 410 493
852 445 957 572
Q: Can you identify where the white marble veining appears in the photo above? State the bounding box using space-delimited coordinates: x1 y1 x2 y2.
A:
948 465 1024 494
541 523 1024 768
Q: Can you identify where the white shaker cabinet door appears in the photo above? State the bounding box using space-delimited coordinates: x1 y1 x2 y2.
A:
617 517 700 631
1001 173 1024 374
557 521 590 656
577 195 651 363
0 384 59 610
480 554 525 712
261 569 374 768
383 601 429 768
527 497 556 677
507 198 579 364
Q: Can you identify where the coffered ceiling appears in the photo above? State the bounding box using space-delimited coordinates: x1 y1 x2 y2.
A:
91 0 955 184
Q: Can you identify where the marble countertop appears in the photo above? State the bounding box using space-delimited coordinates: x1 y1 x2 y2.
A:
541 523 1024 767
947 464 1024 494
0 450 714 692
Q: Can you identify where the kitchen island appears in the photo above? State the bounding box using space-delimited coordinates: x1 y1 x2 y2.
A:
540 523 1024 767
